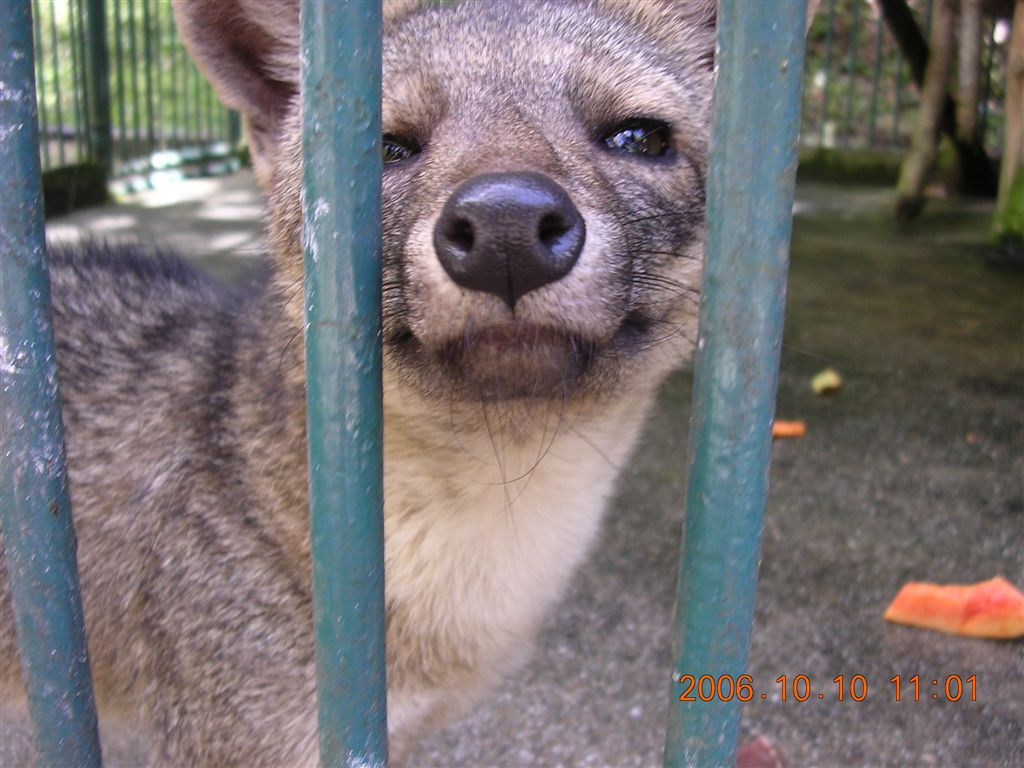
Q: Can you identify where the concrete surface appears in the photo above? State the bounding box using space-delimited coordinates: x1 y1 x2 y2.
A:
47 172 266 284
46 173 1023 767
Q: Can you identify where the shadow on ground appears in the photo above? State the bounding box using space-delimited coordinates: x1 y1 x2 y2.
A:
47 173 267 284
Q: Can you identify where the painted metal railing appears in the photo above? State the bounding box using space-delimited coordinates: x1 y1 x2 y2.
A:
1 0 806 766
664 2 806 764
30 0 241 184
0 2 103 765
300 2 389 764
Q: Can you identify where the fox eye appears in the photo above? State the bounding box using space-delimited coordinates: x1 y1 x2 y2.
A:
602 119 672 158
383 134 420 164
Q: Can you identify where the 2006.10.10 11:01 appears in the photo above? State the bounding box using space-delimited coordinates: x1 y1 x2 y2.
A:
889 674 977 701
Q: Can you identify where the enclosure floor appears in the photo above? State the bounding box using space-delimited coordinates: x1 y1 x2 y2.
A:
47 173 1023 767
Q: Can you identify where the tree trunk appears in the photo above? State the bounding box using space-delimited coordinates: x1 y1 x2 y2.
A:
879 0 998 196
896 0 957 220
992 0 1024 259
957 0 983 144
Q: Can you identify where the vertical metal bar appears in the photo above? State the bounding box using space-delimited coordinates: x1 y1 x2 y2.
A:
199 80 206 141
67 0 85 161
183 55 192 144
114 0 127 165
170 5 181 148
31 0 50 170
301 0 387 765
219 96 228 146
85 0 112 172
47 2 66 166
663 1 806 766
75 0 93 158
228 110 241 147
0 2 103 766
192 57 201 142
203 78 212 142
819 0 834 146
142 0 155 154
869 9 884 146
152 0 162 150
843 0 860 144
128 0 141 159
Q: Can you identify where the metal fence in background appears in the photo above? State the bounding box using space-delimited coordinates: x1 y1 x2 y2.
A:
802 0 1010 154
29 0 1014 194
31 0 241 189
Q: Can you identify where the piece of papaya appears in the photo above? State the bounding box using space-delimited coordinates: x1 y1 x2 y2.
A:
884 576 1024 639
771 419 806 438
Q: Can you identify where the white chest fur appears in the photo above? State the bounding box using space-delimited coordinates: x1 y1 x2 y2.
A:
381 384 656 739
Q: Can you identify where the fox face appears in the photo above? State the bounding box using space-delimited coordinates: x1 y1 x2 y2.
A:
379 2 714 406
177 0 715 415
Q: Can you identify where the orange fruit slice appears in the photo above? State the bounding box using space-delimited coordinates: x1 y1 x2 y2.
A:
884 576 1024 639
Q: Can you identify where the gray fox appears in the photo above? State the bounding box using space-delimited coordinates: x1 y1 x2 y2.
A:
0 1 715 763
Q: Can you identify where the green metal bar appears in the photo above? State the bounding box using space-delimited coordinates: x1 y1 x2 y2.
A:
819 0 834 146
47 1 66 166
86 0 112 171
113 0 127 164
301 0 387 765
868 11 884 146
663 1 806 766
208 79 216 142
142 0 155 153
228 110 241 147
843 0 860 144
128 0 141 158
75 0 93 158
152 0 163 150
68 0 85 160
183 56 192 144
219 96 228 147
31 0 50 170
191 57 201 143
203 78 212 141
170 5 181 146
0 2 103 765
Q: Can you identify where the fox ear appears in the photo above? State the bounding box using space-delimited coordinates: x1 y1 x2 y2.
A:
172 0 299 181
172 0 429 182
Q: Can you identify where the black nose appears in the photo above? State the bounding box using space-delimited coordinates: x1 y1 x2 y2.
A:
433 171 585 308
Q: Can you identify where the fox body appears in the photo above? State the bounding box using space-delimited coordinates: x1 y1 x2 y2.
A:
0 1 714 764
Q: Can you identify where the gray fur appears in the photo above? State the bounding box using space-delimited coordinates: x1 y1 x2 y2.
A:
1 1 715 764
